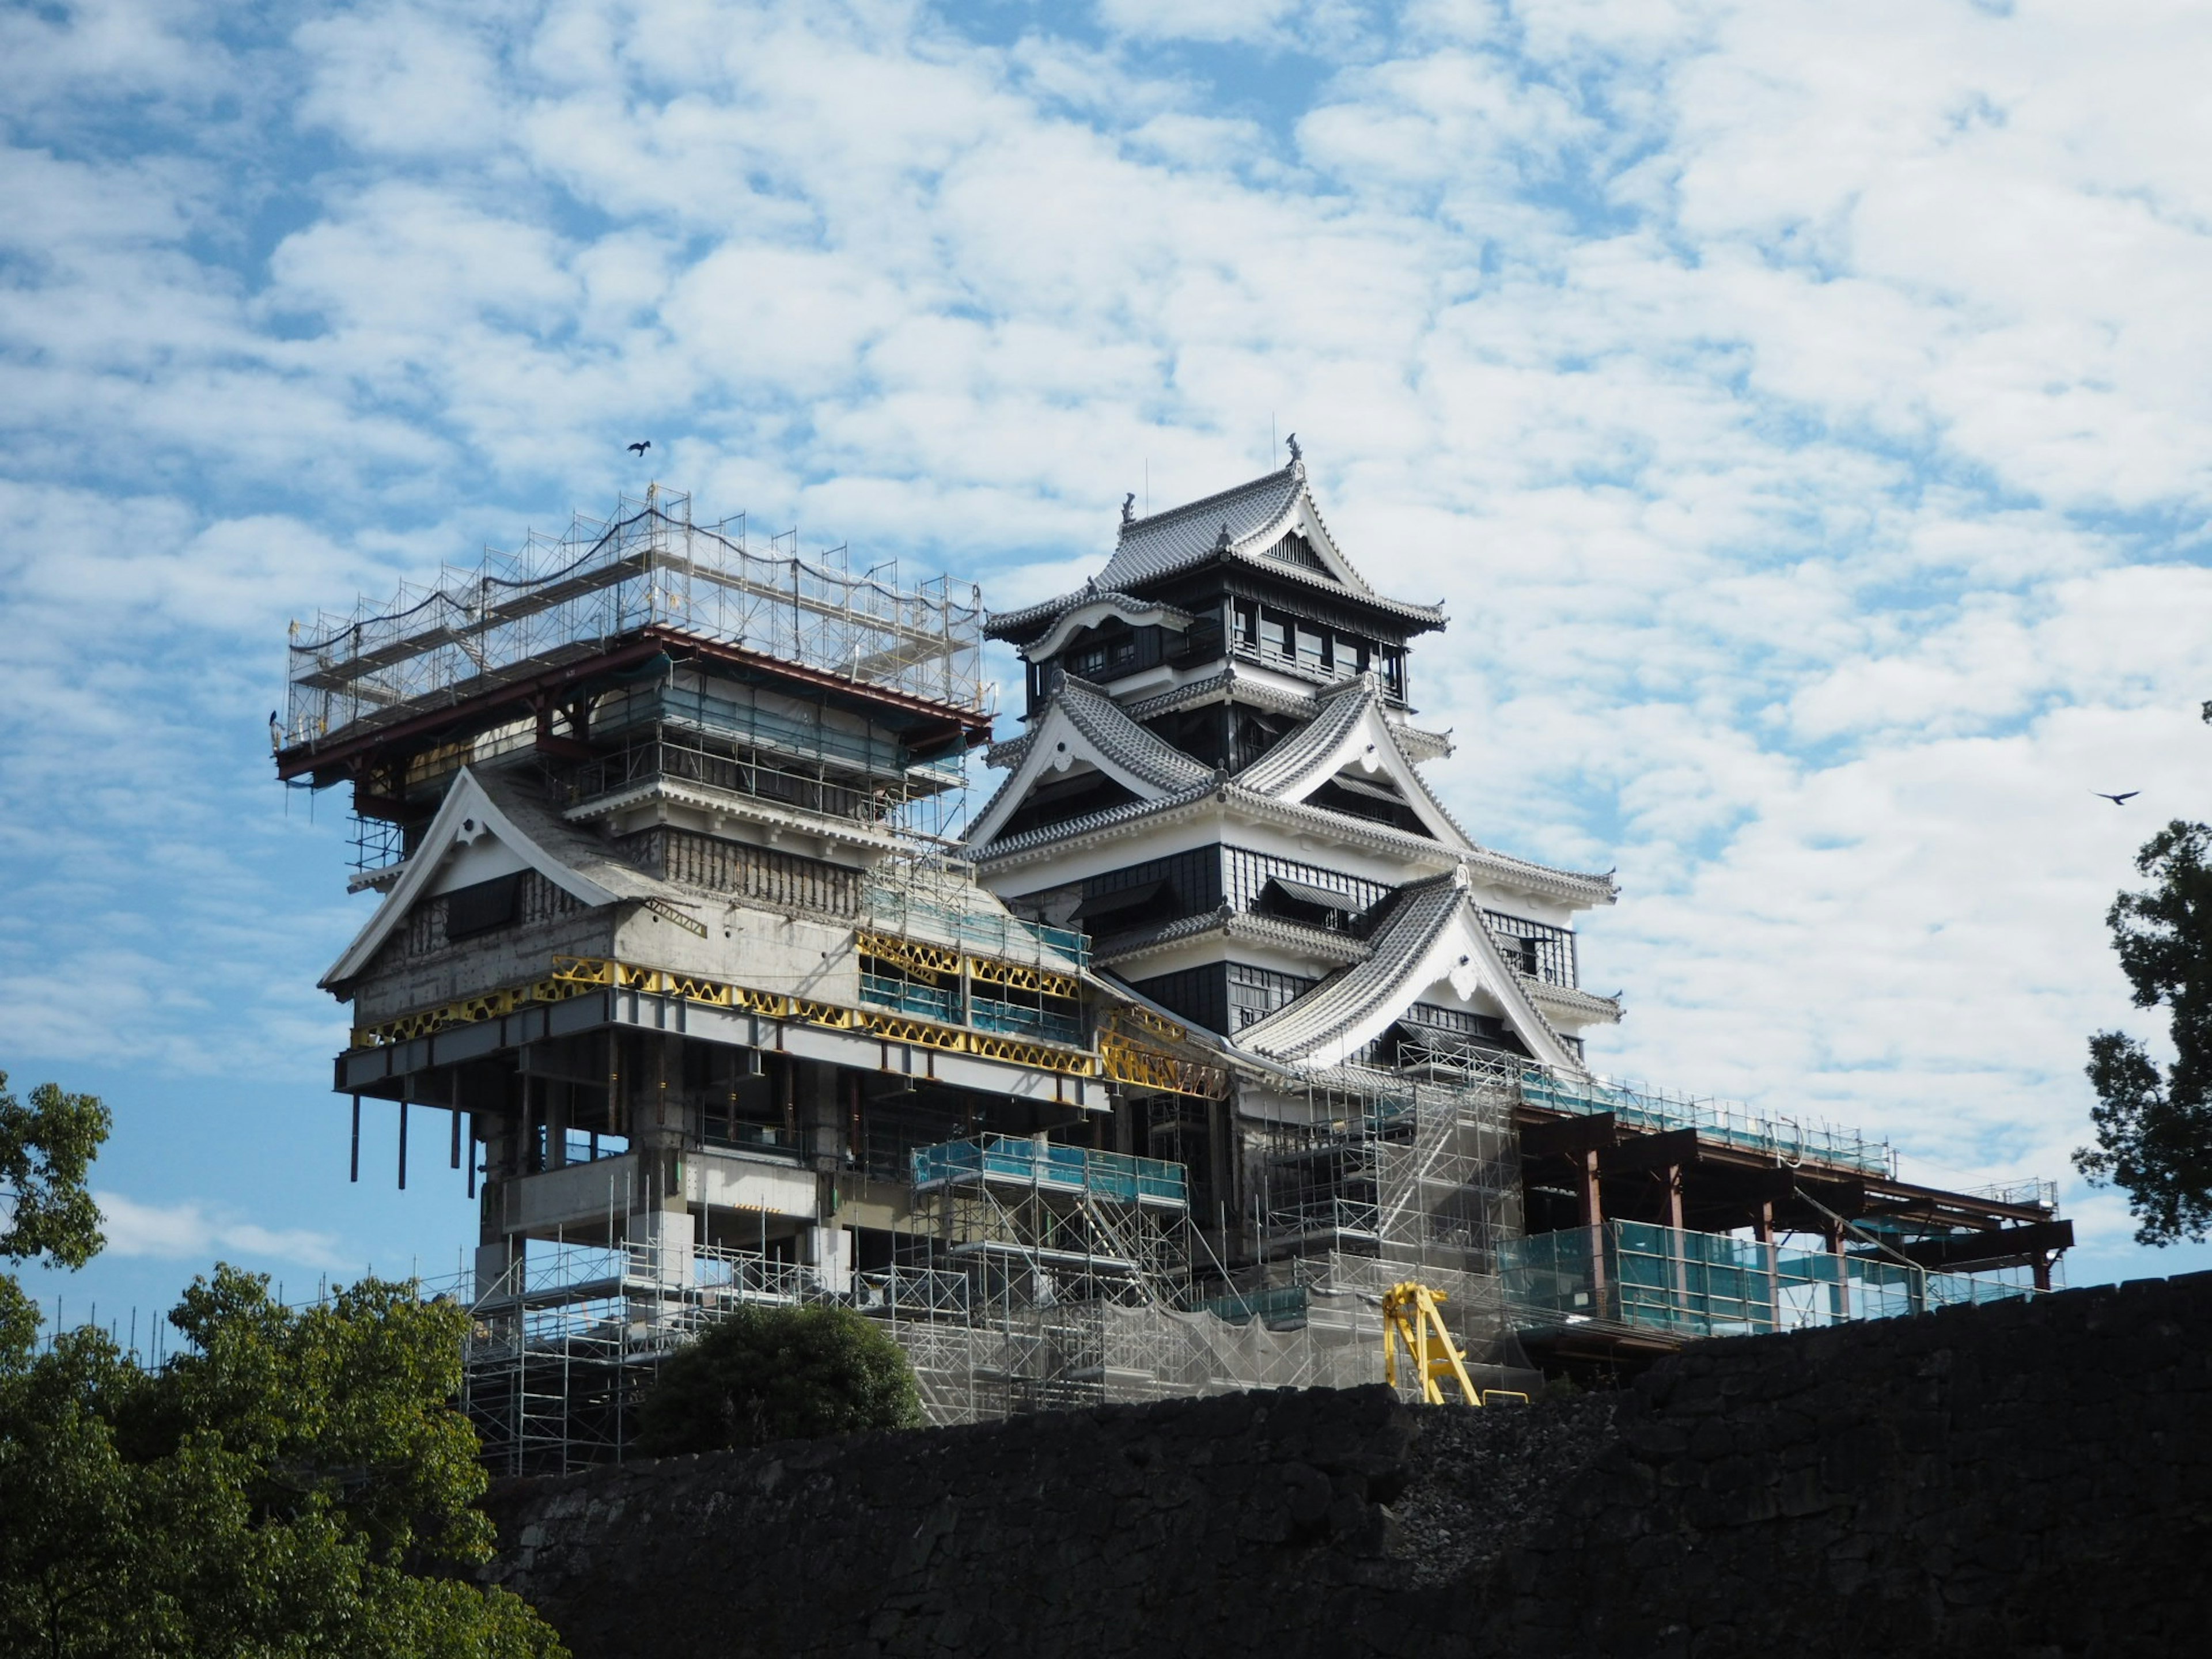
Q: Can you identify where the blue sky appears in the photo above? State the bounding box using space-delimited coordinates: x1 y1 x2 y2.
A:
7 0 2212 1339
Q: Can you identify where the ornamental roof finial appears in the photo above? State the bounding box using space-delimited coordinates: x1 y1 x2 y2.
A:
1122 492 1135 527
1214 520 1233 554
1285 431 1302 467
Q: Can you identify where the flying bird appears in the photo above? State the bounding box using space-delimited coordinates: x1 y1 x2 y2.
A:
627 440 651 456
2094 791 2139 805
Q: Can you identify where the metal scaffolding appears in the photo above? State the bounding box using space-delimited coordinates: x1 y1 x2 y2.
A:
1500 1218 2040 1343
285 489 987 749
445 1115 1541 1474
1255 1062 1523 1346
1398 1036 1897 1179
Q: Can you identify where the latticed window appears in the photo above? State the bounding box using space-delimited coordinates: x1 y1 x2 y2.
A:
1222 846 1392 918
1066 626 1139 679
1226 963 1318 1030
1482 911 1578 987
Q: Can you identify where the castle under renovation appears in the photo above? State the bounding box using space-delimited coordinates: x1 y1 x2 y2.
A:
276 454 2071 1473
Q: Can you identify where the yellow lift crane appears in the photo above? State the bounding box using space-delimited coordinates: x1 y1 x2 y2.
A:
1381 1282 1528 1407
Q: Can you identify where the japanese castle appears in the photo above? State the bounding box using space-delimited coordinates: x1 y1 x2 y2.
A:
971 446 1618 1082
281 447 2066 1469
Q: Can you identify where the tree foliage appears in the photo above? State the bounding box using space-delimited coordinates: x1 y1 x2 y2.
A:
634 1302 923 1456
0 1065 566 1657
2077 820 2212 1245
1 1070 111 1268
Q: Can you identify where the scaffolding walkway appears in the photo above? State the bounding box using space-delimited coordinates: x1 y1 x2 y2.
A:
1499 1219 2038 1342
285 490 987 748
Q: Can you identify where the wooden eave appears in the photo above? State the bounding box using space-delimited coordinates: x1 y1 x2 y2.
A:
1514 1104 2062 1241
1130 560 1440 643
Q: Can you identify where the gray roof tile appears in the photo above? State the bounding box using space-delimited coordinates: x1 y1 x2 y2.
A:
987 463 1445 637
1056 675 1215 792
1235 874 1587 1069
964 676 1214 854
1237 876 1465 1060
1232 674 1377 794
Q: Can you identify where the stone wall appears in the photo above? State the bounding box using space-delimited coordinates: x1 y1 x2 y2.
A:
484 1268 2212 1658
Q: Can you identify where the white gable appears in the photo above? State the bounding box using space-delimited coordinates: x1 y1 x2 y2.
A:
1286 901 1576 1072
1235 867 1580 1073
1238 683 1473 851
968 706 1150 846
321 768 632 989
429 833 531 893
1022 596 1194 663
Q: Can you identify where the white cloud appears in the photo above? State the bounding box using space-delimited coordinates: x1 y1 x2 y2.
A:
5 0 2212 1277
1096 0 1300 46
95 1190 348 1272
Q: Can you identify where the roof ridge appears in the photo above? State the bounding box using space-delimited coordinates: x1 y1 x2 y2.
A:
1231 676 1378 796
1118 464 1297 536
1235 880 1464 1058
1056 675 1215 787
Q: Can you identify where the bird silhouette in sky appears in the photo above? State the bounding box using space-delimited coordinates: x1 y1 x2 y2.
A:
268 710 283 752
627 440 650 455
2093 791 2140 805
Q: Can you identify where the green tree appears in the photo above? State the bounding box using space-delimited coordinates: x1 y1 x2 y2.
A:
0 1066 567 1657
2077 820 2212 1244
1 1070 111 1268
634 1302 923 1456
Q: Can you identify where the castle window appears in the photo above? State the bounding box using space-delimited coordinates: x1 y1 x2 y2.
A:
1482 912 1578 987
1221 846 1392 918
444 872 525 940
1254 876 1360 931
1380 647 1406 699
1226 963 1318 1030
1066 624 1139 680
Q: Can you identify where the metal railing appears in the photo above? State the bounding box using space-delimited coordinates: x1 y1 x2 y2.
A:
286 492 986 748
912 1135 1189 1208
1394 1040 1897 1178
1501 1219 2034 1340
861 881 1090 971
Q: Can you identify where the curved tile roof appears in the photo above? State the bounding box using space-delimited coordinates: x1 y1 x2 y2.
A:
1525 979 1624 1026
1015 589 1197 661
1056 675 1215 792
1233 871 1586 1070
969 783 1215 862
1092 906 1374 973
1095 466 1307 590
963 675 1214 854
1119 671 1317 724
1231 674 1378 795
988 461 1445 638
323 764 668 988
1236 874 1465 1060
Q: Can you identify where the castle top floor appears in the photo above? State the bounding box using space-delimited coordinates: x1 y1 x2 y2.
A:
988 456 1448 720
274 490 994 878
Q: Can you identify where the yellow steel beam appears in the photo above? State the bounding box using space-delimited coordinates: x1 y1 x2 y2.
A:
349 955 1098 1079
854 929 961 978
964 956 1081 998
1382 1282 1486 1407
1099 1032 1230 1101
